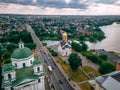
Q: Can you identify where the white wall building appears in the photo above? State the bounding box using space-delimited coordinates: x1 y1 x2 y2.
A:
58 32 72 56
2 41 45 90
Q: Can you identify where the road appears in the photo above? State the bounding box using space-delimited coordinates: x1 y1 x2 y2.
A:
26 24 74 90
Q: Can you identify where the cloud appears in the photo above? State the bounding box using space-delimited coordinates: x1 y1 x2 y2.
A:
96 0 119 4
67 0 88 9
0 0 119 10
0 0 89 9
115 0 120 5
0 0 120 15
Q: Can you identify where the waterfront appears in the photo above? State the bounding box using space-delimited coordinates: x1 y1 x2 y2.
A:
44 23 120 53
86 23 120 53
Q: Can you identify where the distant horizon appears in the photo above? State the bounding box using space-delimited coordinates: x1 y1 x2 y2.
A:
0 13 120 16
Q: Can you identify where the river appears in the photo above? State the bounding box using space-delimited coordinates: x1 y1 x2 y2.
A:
43 23 120 53
86 23 120 53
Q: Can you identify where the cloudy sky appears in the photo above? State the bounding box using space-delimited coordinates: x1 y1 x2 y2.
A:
0 0 120 15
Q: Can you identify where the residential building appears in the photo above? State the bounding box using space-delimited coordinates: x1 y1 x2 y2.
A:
95 71 120 90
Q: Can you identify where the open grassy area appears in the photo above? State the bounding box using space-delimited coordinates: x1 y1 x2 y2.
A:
55 57 88 82
80 82 93 90
71 69 88 82
83 66 100 78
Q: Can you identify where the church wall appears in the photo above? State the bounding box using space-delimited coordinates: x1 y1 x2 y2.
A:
4 87 11 90
3 73 8 80
14 80 38 90
58 42 72 57
61 49 65 56
60 48 71 56
33 65 43 73
37 76 45 90
13 77 45 90
58 45 61 52
3 71 16 81
67 48 72 55
12 55 34 69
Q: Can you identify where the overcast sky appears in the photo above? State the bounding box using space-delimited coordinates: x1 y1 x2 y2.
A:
0 0 120 15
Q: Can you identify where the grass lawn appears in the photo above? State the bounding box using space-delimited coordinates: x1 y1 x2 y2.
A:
71 69 88 82
55 57 88 82
80 82 93 90
83 66 100 78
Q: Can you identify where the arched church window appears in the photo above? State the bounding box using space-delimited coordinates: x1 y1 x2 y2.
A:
37 67 40 72
38 79 41 82
23 63 26 68
11 87 14 90
8 74 11 79
15 63 17 67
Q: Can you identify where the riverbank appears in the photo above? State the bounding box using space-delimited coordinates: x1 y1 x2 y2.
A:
40 22 120 53
86 23 120 53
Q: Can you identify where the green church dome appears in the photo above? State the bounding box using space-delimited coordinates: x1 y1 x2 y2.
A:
11 47 33 59
11 41 33 59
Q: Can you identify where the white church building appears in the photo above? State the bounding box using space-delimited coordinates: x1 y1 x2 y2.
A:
58 32 72 56
2 41 45 90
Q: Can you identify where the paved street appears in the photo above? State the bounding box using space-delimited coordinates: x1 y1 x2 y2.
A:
26 24 74 90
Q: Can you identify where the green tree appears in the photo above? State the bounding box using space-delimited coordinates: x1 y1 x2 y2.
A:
25 43 36 50
51 51 58 56
79 34 85 41
0 47 2 58
82 51 102 64
49 49 58 56
0 30 33 43
89 36 96 42
99 61 115 74
4 58 11 64
99 54 107 60
68 53 82 70
3 51 11 59
42 43 47 46
81 42 88 51
7 43 18 52
71 42 82 52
